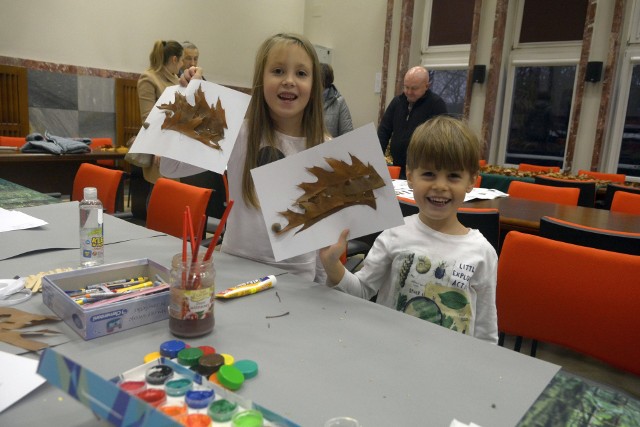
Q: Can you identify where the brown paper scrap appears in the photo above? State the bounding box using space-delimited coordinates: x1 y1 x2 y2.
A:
23 267 74 293
0 307 60 330
0 329 62 352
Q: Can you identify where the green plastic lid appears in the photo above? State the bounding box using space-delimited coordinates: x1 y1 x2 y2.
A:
233 359 258 379
177 347 204 367
208 399 238 422
232 409 264 427
217 365 245 391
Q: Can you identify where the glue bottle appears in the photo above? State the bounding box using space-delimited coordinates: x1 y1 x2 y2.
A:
79 187 104 267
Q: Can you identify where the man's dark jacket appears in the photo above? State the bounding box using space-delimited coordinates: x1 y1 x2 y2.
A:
378 90 447 178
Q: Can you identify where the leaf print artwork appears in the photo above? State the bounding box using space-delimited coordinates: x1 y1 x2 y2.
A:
439 291 469 310
272 154 385 235
403 297 443 324
157 84 228 150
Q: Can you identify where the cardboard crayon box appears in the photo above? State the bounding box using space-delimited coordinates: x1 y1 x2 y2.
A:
42 259 170 340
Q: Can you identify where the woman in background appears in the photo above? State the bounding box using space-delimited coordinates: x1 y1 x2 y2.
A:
321 63 353 137
137 40 184 185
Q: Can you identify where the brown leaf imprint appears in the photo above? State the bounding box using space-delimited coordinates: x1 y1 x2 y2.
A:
157 85 228 150
274 154 385 235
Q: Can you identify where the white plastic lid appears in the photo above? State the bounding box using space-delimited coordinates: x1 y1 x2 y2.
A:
83 187 98 200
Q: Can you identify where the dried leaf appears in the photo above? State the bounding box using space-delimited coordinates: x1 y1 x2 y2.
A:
274 154 385 235
157 85 228 150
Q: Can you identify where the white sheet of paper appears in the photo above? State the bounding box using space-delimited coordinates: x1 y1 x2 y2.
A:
128 79 251 174
251 123 404 261
0 351 46 413
0 208 48 233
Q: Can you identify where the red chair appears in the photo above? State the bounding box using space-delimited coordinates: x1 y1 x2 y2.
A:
610 190 640 215
72 163 124 214
458 207 500 252
0 136 26 148
577 169 625 184
387 166 401 179
533 175 597 207
497 231 640 375
518 163 561 173
539 216 640 255
602 183 640 210
507 181 579 206
89 137 116 168
146 178 212 239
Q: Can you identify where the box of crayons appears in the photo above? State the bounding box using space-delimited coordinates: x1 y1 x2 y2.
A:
42 259 171 340
37 347 300 426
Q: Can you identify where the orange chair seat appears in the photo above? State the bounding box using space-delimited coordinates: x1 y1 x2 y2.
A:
507 180 579 206
72 163 124 214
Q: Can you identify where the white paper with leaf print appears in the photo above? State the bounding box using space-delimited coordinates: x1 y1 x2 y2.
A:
127 79 250 174
251 123 404 261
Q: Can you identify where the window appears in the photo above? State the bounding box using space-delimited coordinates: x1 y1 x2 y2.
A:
429 69 467 117
504 66 576 166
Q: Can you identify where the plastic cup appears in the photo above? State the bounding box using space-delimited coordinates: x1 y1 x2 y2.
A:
324 417 361 427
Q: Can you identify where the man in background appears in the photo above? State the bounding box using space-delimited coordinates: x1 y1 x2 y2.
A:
378 66 447 179
180 41 200 76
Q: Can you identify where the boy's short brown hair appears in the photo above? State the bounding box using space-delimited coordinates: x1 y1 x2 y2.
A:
406 115 482 176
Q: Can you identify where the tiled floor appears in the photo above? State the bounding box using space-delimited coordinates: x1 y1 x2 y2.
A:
501 335 640 399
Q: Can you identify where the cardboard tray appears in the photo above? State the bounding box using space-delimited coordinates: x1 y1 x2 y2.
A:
37 348 300 426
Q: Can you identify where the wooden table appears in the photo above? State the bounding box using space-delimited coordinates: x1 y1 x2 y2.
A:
0 151 126 194
465 196 640 234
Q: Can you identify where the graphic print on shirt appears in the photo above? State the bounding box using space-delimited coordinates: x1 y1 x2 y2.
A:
393 251 474 335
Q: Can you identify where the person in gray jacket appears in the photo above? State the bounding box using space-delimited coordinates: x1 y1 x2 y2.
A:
321 63 353 137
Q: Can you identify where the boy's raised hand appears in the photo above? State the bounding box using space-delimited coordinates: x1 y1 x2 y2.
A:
319 229 350 285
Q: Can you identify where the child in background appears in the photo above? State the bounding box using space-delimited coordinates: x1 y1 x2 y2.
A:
162 33 328 283
320 116 498 343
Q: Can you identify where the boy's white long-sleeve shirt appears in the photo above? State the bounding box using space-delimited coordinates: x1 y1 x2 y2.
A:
334 214 498 343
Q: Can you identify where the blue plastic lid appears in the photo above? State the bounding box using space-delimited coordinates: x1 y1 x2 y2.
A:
233 359 259 379
159 339 186 358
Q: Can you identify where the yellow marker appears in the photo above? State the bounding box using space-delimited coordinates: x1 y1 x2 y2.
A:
114 281 154 293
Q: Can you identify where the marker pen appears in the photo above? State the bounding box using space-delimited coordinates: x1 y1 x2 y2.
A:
215 275 276 299
114 281 154 293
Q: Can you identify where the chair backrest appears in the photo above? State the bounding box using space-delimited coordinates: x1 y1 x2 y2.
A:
72 163 124 214
473 175 482 188
603 183 640 210
533 175 597 207
577 169 625 183
497 231 640 375
478 159 487 167
89 137 115 167
457 207 500 253
146 178 213 239
610 190 640 215
387 166 401 180
0 136 26 148
507 180 580 206
539 216 640 255
518 163 560 173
